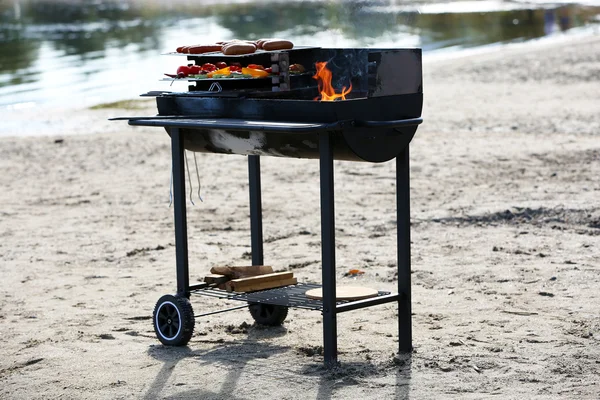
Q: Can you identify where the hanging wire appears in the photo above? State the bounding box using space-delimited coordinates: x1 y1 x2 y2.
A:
184 150 195 206
193 152 203 202
168 165 173 208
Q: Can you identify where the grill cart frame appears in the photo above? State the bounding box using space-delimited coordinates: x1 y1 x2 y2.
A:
127 117 421 367
116 46 423 367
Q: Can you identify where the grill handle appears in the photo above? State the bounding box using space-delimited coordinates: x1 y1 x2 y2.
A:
352 117 422 129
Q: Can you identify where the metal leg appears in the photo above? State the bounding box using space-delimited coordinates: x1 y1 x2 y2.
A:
171 128 190 297
319 132 337 367
248 155 264 266
397 147 412 352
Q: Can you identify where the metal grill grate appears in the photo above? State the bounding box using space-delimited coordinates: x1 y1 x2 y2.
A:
190 283 391 311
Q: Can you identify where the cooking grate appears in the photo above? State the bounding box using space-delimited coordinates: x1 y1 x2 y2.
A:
190 282 391 311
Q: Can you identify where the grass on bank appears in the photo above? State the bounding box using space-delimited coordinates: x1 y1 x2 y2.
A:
89 99 153 110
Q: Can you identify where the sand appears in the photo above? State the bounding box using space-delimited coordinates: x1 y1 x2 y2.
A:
1 34 599 399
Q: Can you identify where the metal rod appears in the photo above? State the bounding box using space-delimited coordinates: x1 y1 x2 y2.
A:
171 128 190 298
397 147 412 353
353 117 423 128
248 155 264 266
127 118 344 133
194 304 249 318
188 283 210 291
319 132 337 368
335 293 400 313
190 291 233 300
109 115 207 121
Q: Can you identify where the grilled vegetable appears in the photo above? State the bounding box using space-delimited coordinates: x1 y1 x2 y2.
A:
207 67 231 78
201 63 217 72
289 64 305 73
176 65 192 77
242 67 269 78
188 65 202 74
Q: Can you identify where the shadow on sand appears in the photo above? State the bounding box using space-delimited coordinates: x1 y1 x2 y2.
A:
143 325 413 399
143 339 289 400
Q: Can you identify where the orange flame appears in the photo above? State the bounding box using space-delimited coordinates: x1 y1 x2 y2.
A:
313 61 352 101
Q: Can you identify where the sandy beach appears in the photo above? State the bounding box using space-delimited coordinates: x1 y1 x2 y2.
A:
1 33 599 399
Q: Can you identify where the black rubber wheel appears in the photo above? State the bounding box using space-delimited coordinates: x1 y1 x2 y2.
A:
153 294 195 346
248 303 289 326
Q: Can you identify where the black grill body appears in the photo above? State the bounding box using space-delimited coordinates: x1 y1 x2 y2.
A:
150 48 423 162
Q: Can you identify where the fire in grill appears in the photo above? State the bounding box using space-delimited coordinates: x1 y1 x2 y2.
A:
113 45 423 367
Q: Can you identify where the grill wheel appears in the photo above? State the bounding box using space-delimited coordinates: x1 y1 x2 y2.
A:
248 303 289 326
153 294 195 346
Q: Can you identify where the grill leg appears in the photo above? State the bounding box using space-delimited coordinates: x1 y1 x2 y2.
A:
319 132 337 367
171 128 190 298
248 155 264 266
397 147 412 352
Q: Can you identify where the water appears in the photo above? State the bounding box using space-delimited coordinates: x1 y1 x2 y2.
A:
0 0 599 115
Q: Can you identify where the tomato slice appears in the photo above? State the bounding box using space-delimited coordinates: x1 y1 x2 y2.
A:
188 65 202 74
215 61 227 69
201 63 217 72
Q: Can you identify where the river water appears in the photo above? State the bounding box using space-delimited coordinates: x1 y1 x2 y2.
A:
0 0 599 115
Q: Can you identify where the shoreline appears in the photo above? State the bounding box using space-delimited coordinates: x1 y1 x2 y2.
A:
2 29 599 139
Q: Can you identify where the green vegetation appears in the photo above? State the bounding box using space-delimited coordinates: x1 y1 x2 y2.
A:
89 99 152 110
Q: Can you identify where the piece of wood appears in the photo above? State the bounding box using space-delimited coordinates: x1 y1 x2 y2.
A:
210 265 273 279
203 274 229 285
305 286 378 301
225 272 293 292
227 277 297 293
230 271 293 285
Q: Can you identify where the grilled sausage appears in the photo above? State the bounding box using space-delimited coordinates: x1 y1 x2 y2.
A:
262 39 293 51
255 39 271 49
186 44 222 54
222 42 257 55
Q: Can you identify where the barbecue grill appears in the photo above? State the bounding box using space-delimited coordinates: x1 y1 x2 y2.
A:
113 46 422 367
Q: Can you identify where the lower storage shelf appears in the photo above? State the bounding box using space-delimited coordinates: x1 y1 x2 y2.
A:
190 282 393 311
